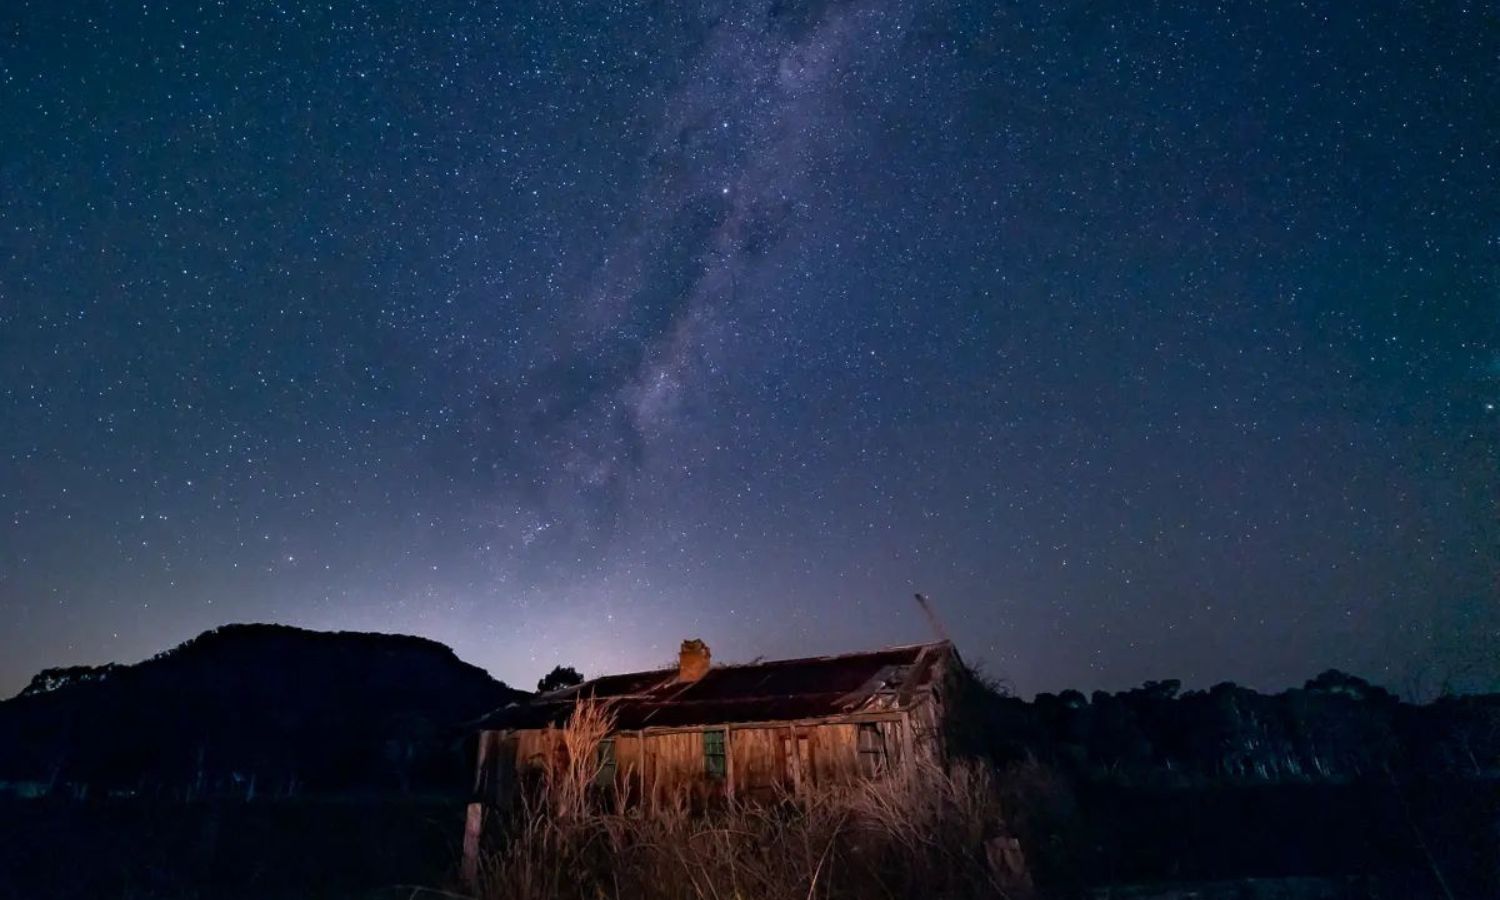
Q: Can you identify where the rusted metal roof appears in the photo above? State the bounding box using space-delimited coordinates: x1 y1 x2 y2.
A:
475 641 953 732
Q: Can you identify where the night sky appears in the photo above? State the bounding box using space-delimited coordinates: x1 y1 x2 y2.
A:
2 1 1496 699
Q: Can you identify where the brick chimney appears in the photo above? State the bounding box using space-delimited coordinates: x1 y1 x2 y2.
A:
678 639 711 682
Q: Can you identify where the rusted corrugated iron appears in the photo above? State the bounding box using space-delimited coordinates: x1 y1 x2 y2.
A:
475 641 950 732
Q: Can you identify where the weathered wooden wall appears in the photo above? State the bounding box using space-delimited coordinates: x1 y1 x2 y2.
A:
473 730 517 800
874 718 905 768
643 730 704 804
809 723 858 783
728 727 780 796
614 731 642 801
513 728 558 772
479 713 919 807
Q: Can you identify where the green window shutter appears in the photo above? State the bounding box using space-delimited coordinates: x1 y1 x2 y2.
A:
703 729 727 779
595 738 616 785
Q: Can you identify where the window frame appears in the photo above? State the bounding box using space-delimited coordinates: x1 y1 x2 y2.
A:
702 729 727 779
857 723 888 777
595 737 617 785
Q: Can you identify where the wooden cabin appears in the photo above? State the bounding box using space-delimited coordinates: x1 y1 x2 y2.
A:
462 638 965 874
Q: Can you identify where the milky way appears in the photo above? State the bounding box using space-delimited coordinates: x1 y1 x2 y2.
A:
1 0 1495 697
479 1 915 549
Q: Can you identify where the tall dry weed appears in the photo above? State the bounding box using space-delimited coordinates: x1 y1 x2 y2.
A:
472 699 1028 900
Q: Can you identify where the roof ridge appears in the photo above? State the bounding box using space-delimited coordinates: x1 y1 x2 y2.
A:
477 641 952 731
565 640 948 691
714 640 947 670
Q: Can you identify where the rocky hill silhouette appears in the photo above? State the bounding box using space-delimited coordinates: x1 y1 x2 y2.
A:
0 623 524 797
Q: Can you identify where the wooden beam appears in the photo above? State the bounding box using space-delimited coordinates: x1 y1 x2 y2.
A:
461 802 484 888
723 725 735 802
631 710 905 738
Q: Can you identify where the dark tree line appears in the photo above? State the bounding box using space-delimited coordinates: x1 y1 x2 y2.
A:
951 668 1500 784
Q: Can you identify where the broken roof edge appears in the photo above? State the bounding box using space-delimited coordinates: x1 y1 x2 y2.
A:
539 638 955 700
471 639 959 731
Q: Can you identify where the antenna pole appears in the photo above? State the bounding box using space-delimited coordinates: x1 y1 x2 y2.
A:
914 593 950 643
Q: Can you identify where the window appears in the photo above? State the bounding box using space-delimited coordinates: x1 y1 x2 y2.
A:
595 738 616 785
703 729 727 779
857 723 888 777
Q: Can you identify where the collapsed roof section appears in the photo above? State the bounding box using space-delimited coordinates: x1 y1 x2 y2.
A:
476 641 956 732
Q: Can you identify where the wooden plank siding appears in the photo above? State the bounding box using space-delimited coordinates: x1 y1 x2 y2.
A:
613 731 643 803
643 730 704 806
809 722 858 783
474 730 517 802
727 726 781 798
875 718 905 770
477 712 915 810
514 728 559 773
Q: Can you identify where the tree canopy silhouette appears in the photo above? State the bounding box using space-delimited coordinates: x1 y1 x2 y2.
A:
536 665 584 693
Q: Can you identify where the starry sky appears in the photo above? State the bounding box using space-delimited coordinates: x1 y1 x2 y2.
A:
1 1 1496 699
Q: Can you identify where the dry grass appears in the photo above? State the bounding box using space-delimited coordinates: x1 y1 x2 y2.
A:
472 700 1029 900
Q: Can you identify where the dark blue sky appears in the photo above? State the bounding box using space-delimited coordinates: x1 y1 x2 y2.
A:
1 0 1495 698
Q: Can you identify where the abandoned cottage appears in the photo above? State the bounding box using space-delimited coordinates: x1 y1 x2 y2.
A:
462 638 970 864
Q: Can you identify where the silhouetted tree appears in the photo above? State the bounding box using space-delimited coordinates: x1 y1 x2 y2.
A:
1304 669 1397 704
536 665 584 693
